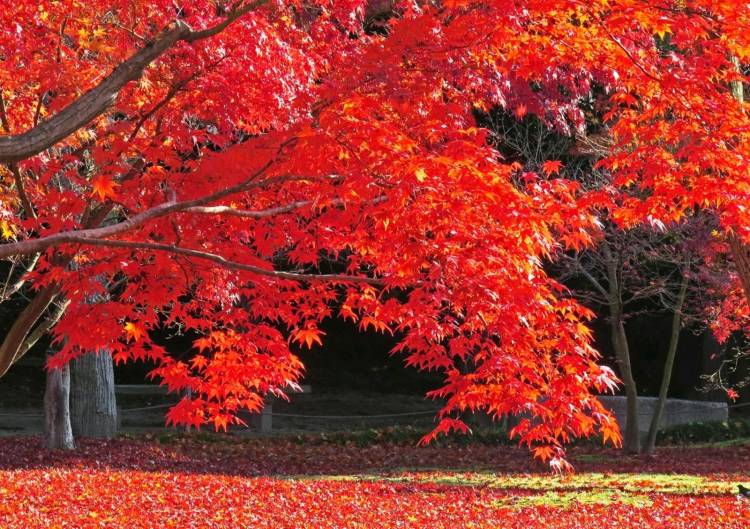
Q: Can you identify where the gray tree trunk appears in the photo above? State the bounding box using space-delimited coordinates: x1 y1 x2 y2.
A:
70 351 118 438
604 243 640 453
644 276 688 454
43 351 75 450
611 316 640 454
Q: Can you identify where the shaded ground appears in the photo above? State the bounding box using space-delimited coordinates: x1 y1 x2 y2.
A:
1 435 749 528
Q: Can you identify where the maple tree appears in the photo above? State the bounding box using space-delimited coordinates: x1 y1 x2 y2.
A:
483 108 727 454
7 0 750 466
553 2 750 401
0 0 635 467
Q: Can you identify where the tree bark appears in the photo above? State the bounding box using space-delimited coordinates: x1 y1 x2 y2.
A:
43 351 75 450
611 315 640 453
729 235 750 308
70 351 118 438
644 276 688 454
0 283 59 377
604 243 640 453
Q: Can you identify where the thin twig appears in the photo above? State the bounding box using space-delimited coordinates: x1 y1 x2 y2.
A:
61 238 385 285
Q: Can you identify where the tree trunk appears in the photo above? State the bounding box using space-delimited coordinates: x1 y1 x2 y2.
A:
43 351 75 450
729 235 750 308
70 351 118 438
611 315 640 453
644 276 688 454
603 243 640 453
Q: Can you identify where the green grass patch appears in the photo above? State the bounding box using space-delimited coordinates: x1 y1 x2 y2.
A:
305 470 741 511
493 489 652 510
409 471 731 494
312 470 735 496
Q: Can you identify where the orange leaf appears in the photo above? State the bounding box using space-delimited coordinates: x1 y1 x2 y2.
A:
292 328 325 349
124 322 146 342
541 160 563 176
90 175 119 200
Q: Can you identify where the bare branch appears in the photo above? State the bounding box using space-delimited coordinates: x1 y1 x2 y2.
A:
577 263 610 299
0 254 41 301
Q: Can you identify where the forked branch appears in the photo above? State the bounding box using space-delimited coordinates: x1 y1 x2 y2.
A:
0 0 270 163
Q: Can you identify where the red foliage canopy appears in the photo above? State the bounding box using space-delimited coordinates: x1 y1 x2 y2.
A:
4 0 748 463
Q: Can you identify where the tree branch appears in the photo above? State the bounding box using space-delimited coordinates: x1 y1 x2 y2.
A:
0 283 60 377
0 91 37 218
0 23 189 163
0 0 270 163
15 299 71 365
0 254 41 301
59 238 385 285
127 57 224 142
0 167 317 260
186 200 315 218
576 262 609 299
184 0 269 42
185 195 387 218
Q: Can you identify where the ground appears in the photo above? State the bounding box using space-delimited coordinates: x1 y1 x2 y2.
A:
1 435 749 528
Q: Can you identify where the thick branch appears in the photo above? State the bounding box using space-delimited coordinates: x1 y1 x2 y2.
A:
15 299 71 362
0 283 60 377
0 92 37 217
0 167 311 259
186 200 315 218
0 0 269 164
0 23 189 163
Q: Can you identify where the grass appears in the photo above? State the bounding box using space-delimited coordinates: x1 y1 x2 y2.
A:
406 471 732 494
305 470 737 510
492 489 653 509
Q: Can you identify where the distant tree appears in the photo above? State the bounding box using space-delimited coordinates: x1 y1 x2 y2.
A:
485 109 728 454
